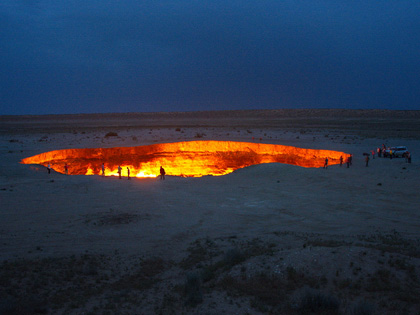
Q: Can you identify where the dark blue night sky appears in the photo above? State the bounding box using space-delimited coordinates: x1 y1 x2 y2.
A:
1 1 419 115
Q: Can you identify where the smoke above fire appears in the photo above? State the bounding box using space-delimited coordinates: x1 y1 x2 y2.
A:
21 141 350 177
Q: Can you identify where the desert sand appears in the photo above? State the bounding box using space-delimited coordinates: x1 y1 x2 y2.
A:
1 109 420 314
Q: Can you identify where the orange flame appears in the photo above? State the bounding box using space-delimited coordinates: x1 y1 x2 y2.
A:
21 141 350 177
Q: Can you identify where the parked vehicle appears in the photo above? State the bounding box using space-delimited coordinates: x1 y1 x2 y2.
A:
383 146 408 158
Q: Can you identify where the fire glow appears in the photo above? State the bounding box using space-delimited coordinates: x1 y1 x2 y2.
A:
21 141 350 177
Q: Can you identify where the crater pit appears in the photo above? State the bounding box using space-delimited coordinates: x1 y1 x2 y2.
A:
21 140 350 177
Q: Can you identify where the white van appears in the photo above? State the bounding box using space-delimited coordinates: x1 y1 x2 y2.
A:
384 146 408 158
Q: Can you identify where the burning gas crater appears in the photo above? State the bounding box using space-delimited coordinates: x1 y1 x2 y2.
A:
21 141 350 178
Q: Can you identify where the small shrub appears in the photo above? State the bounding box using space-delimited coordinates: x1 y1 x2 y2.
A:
82 263 98 276
184 273 203 307
286 266 297 281
200 267 215 283
352 300 375 315
284 266 317 290
180 239 220 270
0 297 17 314
141 257 166 278
198 248 245 283
105 132 118 137
366 268 398 292
298 289 340 314
223 248 245 268
219 272 286 309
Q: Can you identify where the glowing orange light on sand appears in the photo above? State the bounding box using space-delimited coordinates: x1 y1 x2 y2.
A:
21 141 350 177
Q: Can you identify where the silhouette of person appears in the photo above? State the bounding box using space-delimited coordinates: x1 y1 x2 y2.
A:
324 157 328 169
339 156 343 167
365 155 369 167
101 163 105 176
127 167 130 180
118 165 122 179
64 163 68 175
160 166 166 180
47 163 51 174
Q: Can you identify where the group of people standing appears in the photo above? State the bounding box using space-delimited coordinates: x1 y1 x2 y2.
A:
373 145 411 162
365 144 412 167
49 163 167 179
100 163 166 180
324 154 353 169
102 163 130 179
323 143 413 170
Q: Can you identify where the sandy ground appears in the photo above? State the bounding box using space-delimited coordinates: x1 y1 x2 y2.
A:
1 110 420 314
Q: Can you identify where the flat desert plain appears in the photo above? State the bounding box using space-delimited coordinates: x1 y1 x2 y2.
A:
1 109 420 314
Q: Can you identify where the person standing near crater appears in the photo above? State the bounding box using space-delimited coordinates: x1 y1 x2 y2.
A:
118 165 122 179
